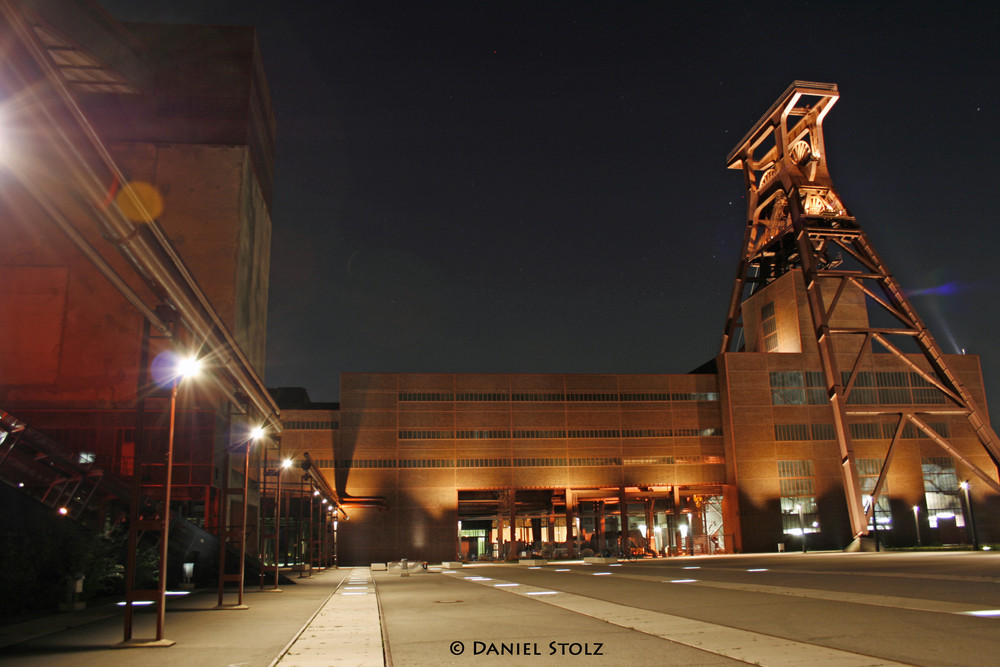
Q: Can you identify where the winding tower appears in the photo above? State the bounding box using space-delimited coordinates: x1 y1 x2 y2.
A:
720 81 1000 545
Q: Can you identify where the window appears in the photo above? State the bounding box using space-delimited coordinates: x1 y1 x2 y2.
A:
456 392 509 401
622 456 674 465
857 458 892 530
770 371 827 405
284 420 338 430
513 458 569 467
398 392 454 402
770 371 805 405
511 393 566 401
512 429 567 439
761 301 778 351
456 430 510 439
774 423 834 441
921 457 964 528
778 459 819 534
567 429 619 438
671 392 720 402
842 371 947 405
849 421 951 440
619 393 669 401
398 430 454 440
568 457 621 466
903 421 950 439
622 428 671 438
566 393 618 402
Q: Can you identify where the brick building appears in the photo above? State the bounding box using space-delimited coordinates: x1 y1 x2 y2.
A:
0 1 279 574
279 264 997 565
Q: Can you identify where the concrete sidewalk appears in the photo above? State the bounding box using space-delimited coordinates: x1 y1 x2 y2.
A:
1 567 359 666
276 567 383 666
0 562 743 666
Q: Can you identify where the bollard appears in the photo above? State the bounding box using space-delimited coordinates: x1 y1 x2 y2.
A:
400 558 409 577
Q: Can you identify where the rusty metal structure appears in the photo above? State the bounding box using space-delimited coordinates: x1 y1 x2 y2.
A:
721 81 1000 543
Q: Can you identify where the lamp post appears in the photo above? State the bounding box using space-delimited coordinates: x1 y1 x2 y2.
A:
913 505 922 547
960 481 979 551
865 495 881 552
123 354 199 645
796 504 806 553
235 426 265 606
216 423 262 610
157 356 200 640
260 453 291 591
275 457 290 587
333 510 339 568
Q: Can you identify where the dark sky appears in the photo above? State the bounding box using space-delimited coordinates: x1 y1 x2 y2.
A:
98 1 1000 408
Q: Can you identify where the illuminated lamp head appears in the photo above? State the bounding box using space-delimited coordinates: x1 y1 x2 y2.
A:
151 351 202 388
176 355 201 380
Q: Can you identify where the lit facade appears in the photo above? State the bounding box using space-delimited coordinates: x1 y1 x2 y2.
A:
282 267 997 564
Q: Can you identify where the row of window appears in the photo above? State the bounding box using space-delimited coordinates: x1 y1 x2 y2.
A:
850 421 950 440
397 391 720 403
310 456 723 469
772 370 942 390
760 301 778 352
778 458 819 534
769 370 948 406
284 420 339 430
777 456 967 535
774 421 951 442
399 427 723 440
774 423 836 441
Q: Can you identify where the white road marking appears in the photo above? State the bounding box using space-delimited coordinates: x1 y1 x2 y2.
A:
448 572 908 667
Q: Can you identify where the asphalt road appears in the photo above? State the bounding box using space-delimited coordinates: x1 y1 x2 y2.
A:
376 552 1000 667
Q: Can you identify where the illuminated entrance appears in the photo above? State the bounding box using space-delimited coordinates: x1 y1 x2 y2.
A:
457 486 727 560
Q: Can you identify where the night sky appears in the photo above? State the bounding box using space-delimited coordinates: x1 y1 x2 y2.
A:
97 1 1000 409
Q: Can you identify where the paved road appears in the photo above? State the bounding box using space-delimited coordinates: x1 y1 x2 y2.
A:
378 552 1000 667
2 552 998 666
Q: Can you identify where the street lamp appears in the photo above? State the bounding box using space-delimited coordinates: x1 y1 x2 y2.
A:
913 505 921 547
123 353 199 645
796 504 806 553
333 510 339 568
236 425 265 606
157 355 200 636
264 455 292 591
960 481 979 551
216 423 264 610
